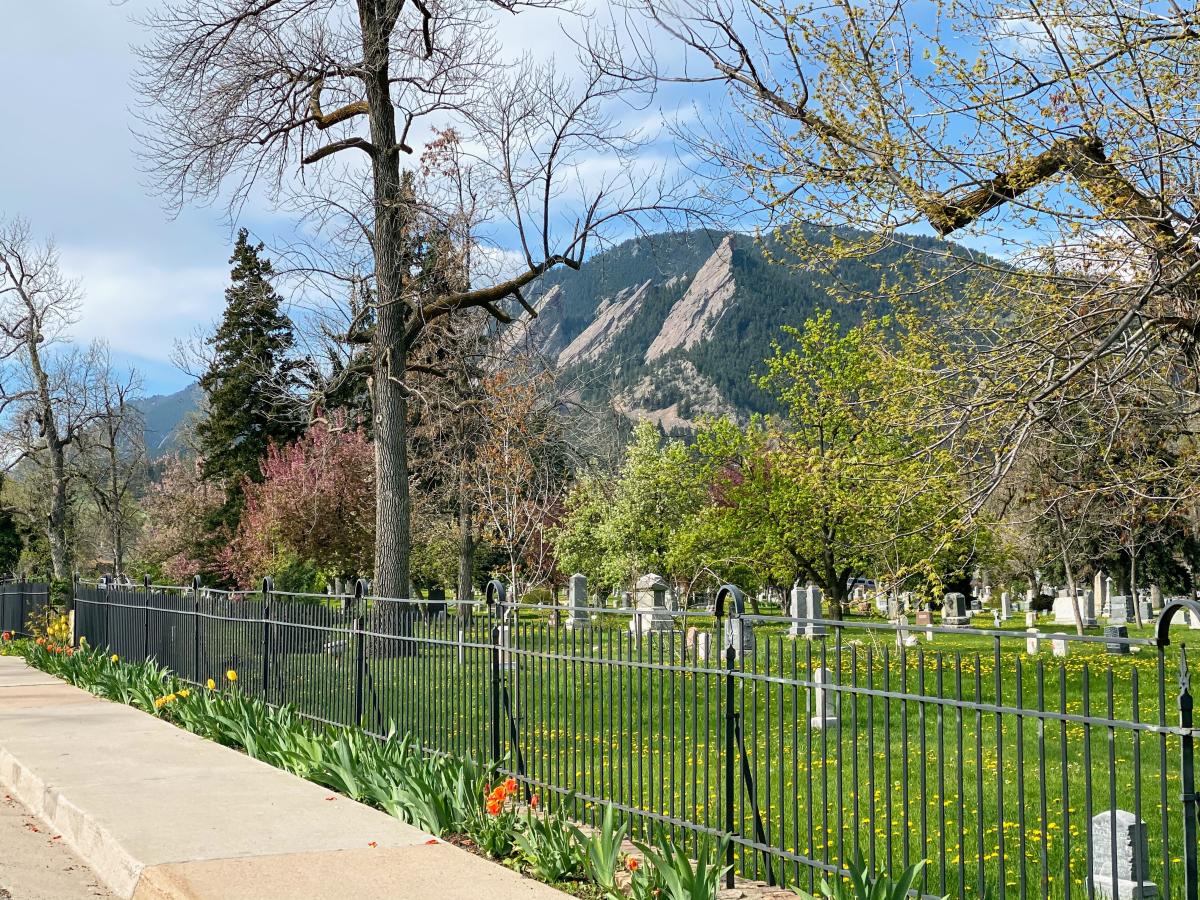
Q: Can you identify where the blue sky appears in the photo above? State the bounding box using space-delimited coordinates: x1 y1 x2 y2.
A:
0 2 269 393
0 2 705 396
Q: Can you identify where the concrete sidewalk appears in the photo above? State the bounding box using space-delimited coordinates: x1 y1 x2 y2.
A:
0 657 567 900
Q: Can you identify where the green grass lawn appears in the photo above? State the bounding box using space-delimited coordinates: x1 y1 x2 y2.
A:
100 599 1196 899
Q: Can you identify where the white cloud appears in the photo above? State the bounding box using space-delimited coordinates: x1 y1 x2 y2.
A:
60 246 227 365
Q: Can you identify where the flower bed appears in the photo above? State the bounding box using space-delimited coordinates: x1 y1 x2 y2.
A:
8 636 729 900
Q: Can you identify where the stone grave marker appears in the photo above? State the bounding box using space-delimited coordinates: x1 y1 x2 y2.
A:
1150 584 1162 612
1086 810 1157 899
1104 625 1130 655
1026 628 1040 655
1139 599 1153 623
566 573 590 630
894 615 918 648
810 667 838 730
1051 633 1069 657
629 574 673 634
942 592 971 627
1026 611 1037 628
695 631 712 662
1108 594 1130 626
1000 591 1012 620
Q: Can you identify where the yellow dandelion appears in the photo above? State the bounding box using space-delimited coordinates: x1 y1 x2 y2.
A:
110 653 119 663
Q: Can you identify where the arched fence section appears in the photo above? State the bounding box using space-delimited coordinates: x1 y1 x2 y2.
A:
64 578 1200 899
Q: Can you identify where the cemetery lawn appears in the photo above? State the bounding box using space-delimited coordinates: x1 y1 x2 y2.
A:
209 611 1186 899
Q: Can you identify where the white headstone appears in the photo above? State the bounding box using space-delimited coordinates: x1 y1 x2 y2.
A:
1094 571 1108 617
1026 628 1040 655
810 667 838 729
1000 591 1012 620
695 631 712 662
1026 611 1037 628
566 573 591 629
630 573 673 634
1087 809 1158 899
895 615 918 648
1051 633 1069 657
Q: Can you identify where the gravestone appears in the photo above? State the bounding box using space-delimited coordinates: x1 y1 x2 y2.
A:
788 583 804 639
914 610 932 627
1051 633 1069 658
497 624 515 668
1026 628 1040 655
1025 586 1036 612
1139 599 1153 623
426 585 447 622
1054 589 1096 627
895 615 918 648
810 667 838 730
790 583 826 638
992 610 1002 629
1149 584 1162 612
566 573 590 630
1094 571 1109 618
1191 609 1200 631
457 626 466 664
1108 594 1130 626
619 591 632 610
1000 591 1012 620
1086 810 1158 899
629 574 673 634
1026 611 1037 628
695 631 712 662
942 592 971 627
1104 625 1130 655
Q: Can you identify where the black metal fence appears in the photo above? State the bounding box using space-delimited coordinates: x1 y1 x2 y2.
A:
70 576 1200 899
0 579 50 636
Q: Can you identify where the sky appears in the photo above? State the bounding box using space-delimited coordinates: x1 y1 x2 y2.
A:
0 2 253 393
0 1 645 396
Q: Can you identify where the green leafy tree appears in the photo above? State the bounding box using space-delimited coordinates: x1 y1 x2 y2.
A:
696 314 967 615
555 422 708 597
197 230 300 538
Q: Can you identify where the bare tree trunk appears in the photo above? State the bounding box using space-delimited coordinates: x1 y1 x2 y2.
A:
1061 541 1084 636
360 3 411 600
1130 550 1144 627
47 448 69 580
457 483 474 614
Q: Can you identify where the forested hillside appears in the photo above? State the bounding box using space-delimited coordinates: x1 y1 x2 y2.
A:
525 226 970 430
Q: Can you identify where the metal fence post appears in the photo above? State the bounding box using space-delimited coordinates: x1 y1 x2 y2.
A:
353 579 367 728
191 575 201 682
716 583 744 890
1181 647 1198 900
486 579 506 766
261 576 273 704
142 575 150 661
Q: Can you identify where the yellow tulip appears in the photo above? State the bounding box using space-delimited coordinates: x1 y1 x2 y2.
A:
206 678 216 690
110 654 119 663
226 669 238 683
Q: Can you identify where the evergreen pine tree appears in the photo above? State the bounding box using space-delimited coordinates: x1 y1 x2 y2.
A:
197 230 300 536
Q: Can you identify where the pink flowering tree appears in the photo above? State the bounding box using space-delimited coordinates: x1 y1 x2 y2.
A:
223 424 374 588
138 455 225 584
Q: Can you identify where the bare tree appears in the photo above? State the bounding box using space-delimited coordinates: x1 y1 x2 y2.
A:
0 218 113 578
77 352 147 578
135 0 695 597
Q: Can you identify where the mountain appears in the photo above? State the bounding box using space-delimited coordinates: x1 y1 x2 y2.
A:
524 227 965 432
138 384 203 457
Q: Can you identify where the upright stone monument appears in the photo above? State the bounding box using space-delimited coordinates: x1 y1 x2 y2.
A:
1051 634 1070 658
566 573 591 630
1025 586 1036 612
790 583 826 639
1026 611 1037 628
1149 584 1162 613
1026 628 1040 655
630 574 673 634
1108 594 1130 626
1086 810 1158 899
1139 598 1154 623
1000 591 1012 620
1104 625 1130 655
895 615 918 648
1094 571 1109 618
1054 588 1097 627
810 667 838 730
942 592 971 627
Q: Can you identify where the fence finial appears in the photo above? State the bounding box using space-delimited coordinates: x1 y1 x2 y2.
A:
1156 598 1200 647
485 579 507 607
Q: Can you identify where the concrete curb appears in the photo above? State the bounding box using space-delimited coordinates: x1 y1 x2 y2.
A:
0 714 147 896
0 658 569 899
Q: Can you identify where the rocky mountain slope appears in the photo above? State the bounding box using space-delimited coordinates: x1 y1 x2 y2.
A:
524 227 959 432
